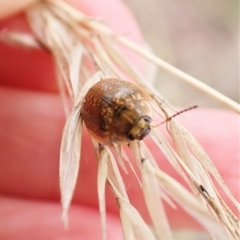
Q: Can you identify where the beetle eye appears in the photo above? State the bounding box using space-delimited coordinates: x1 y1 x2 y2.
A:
143 115 152 123
139 128 150 140
127 133 135 141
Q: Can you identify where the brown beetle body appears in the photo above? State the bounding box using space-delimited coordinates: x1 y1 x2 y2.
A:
81 78 152 145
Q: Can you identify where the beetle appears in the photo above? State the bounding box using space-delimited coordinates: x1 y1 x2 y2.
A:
81 78 153 145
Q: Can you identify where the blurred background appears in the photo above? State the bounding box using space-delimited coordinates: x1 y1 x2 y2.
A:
122 0 239 109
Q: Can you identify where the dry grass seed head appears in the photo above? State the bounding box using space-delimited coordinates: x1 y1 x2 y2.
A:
3 0 239 239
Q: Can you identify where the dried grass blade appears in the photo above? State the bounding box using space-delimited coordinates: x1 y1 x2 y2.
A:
199 174 240 238
54 64 71 117
100 37 143 81
151 129 207 190
118 198 156 240
105 178 136 240
105 149 158 239
59 72 102 226
169 120 239 238
68 43 84 99
139 142 176 208
0 31 42 48
117 144 143 187
46 0 95 23
108 177 156 240
134 142 173 237
92 37 123 79
173 121 240 210
59 116 82 227
97 147 108 240
151 166 230 240
111 144 128 174
141 159 172 240
26 4 74 99
119 209 136 240
106 147 129 200
111 144 142 187
150 129 190 185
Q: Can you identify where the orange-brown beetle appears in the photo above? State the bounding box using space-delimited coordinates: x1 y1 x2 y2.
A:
81 78 153 145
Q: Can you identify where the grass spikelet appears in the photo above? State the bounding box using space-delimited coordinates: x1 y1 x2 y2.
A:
141 158 172 240
97 143 108 240
2 0 239 239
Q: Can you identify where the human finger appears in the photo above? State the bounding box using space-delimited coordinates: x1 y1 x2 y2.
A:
0 196 123 240
0 0 37 19
0 0 145 91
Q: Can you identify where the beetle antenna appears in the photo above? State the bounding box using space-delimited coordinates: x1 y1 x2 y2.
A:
153 105 198 127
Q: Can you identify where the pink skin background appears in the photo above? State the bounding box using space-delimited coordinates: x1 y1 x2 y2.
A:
0 0 239 239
